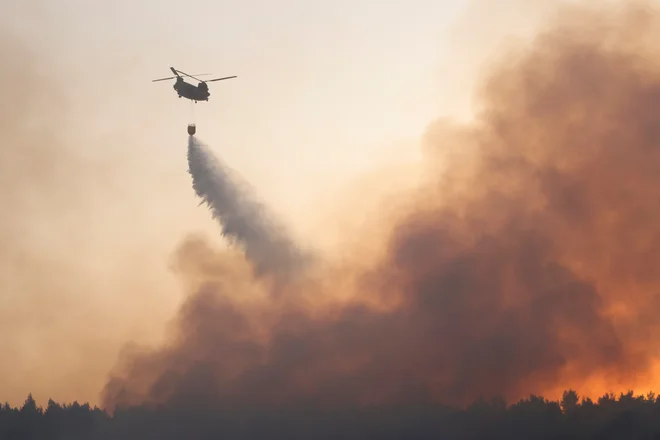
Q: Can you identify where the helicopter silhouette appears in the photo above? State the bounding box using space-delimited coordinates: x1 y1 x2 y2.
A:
152 67 237 103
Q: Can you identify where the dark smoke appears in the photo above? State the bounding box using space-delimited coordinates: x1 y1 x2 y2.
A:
186 136 309 279
102 3 660 412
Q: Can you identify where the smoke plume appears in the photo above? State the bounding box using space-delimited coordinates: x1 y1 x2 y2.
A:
102 2 660 411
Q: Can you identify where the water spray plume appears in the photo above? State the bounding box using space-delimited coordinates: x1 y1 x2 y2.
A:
186 136 309 280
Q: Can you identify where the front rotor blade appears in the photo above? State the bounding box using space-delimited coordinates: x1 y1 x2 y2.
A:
207 76 237 82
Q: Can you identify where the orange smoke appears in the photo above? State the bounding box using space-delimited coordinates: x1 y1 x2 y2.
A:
102 2 660 410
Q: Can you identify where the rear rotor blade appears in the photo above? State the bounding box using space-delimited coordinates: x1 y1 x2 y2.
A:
152 76 177 82
207 76 237 82
153 72 213 82
175 69 206 83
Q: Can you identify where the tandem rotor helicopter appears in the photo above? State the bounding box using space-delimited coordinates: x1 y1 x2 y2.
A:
152 67 237 135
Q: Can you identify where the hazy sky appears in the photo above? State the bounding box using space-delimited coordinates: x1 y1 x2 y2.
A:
0 0 579 406
4 0 557 229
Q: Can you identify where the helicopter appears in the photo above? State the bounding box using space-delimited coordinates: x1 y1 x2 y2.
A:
152 67 237 103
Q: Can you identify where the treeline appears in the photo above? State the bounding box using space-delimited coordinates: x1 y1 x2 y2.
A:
2 390 659 439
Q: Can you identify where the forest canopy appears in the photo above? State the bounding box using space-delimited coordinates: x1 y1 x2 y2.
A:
2 390 659 439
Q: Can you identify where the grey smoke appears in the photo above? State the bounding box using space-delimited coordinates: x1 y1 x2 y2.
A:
187 136 308 279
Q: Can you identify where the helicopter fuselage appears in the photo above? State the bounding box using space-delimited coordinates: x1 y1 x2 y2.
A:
173 78 210 102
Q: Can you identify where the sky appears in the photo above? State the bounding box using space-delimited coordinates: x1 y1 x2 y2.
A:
0 0 587 407
4 0 558 226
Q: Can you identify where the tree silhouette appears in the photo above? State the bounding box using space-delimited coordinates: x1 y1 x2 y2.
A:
561 389 580 413
1 390 660 438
